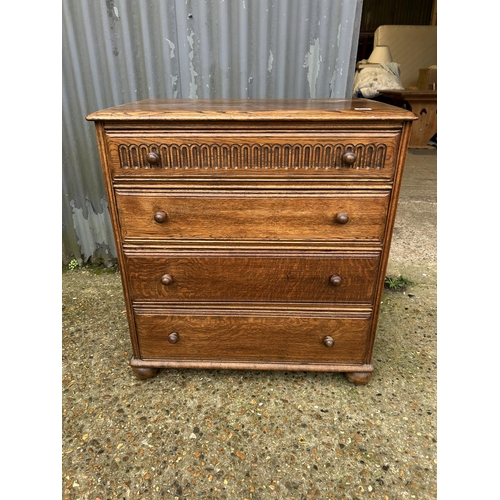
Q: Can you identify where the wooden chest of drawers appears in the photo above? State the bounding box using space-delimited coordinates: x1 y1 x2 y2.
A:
87 99 415 384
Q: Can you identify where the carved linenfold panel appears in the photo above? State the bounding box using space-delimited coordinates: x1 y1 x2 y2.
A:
117 142 388 171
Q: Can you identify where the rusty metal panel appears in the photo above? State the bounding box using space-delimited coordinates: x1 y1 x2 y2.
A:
62 0 363 265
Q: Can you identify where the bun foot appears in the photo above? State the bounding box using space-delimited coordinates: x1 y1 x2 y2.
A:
345 371 372 385
132 366 159 379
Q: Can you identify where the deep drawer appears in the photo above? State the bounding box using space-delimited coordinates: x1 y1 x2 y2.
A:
115 189 390 243
104 133 400 179
134 306 372 364
125 250 380 304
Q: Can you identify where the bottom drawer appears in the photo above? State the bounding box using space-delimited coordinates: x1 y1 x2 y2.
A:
134 307 372 364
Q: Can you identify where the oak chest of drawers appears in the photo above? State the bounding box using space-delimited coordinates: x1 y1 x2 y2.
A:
87 99 415 384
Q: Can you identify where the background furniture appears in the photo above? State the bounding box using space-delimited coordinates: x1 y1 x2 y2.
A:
380 90 437 148
87 99 415 385
374 25 437 89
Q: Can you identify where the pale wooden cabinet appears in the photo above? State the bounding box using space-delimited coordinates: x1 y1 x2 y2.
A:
87 99 415 384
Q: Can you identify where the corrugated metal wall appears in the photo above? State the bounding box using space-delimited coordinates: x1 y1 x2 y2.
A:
62 0 363 266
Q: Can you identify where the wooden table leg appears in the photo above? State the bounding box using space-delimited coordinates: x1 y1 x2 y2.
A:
405 98 437 148
379 91 437 148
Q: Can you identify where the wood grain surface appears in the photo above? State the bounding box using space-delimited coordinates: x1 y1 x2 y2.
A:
104 133 400 178
124 250 380 303
87 98 417 122
134 307 371 363
115 189 390 243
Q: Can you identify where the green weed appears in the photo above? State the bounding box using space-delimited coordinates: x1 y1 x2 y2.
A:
67 259 79 271
384 275 414 291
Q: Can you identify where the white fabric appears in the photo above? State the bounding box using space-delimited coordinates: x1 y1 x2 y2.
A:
352 62 404 98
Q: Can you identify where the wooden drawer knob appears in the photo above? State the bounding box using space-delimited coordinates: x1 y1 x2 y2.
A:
323 336 334 348
146 152 160 165
161 274 173 286
343 151 356 165
329 275 342 287
334 213 349 224
154 211 167 223
168 332 179 344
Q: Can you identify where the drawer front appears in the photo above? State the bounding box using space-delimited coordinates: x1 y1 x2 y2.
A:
125 251 380 304
105 133 400 179
134 307 371 363
115 190 390 243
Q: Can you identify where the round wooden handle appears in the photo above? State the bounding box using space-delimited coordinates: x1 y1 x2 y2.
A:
323 336 334 348
329 275 342 287
161 274 173 286
146 152 160 165
168 332 179 344
154 211 167 223
334 213 349 224
343 151 356 165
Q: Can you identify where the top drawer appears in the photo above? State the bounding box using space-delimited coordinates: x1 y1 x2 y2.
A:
104 133 401 179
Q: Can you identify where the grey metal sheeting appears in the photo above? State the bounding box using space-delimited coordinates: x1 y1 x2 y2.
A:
62 0 363 265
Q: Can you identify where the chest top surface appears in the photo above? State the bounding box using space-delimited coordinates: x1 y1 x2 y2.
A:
86 98 416 123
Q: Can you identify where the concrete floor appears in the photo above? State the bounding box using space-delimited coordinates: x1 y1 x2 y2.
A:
62 149 437 499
